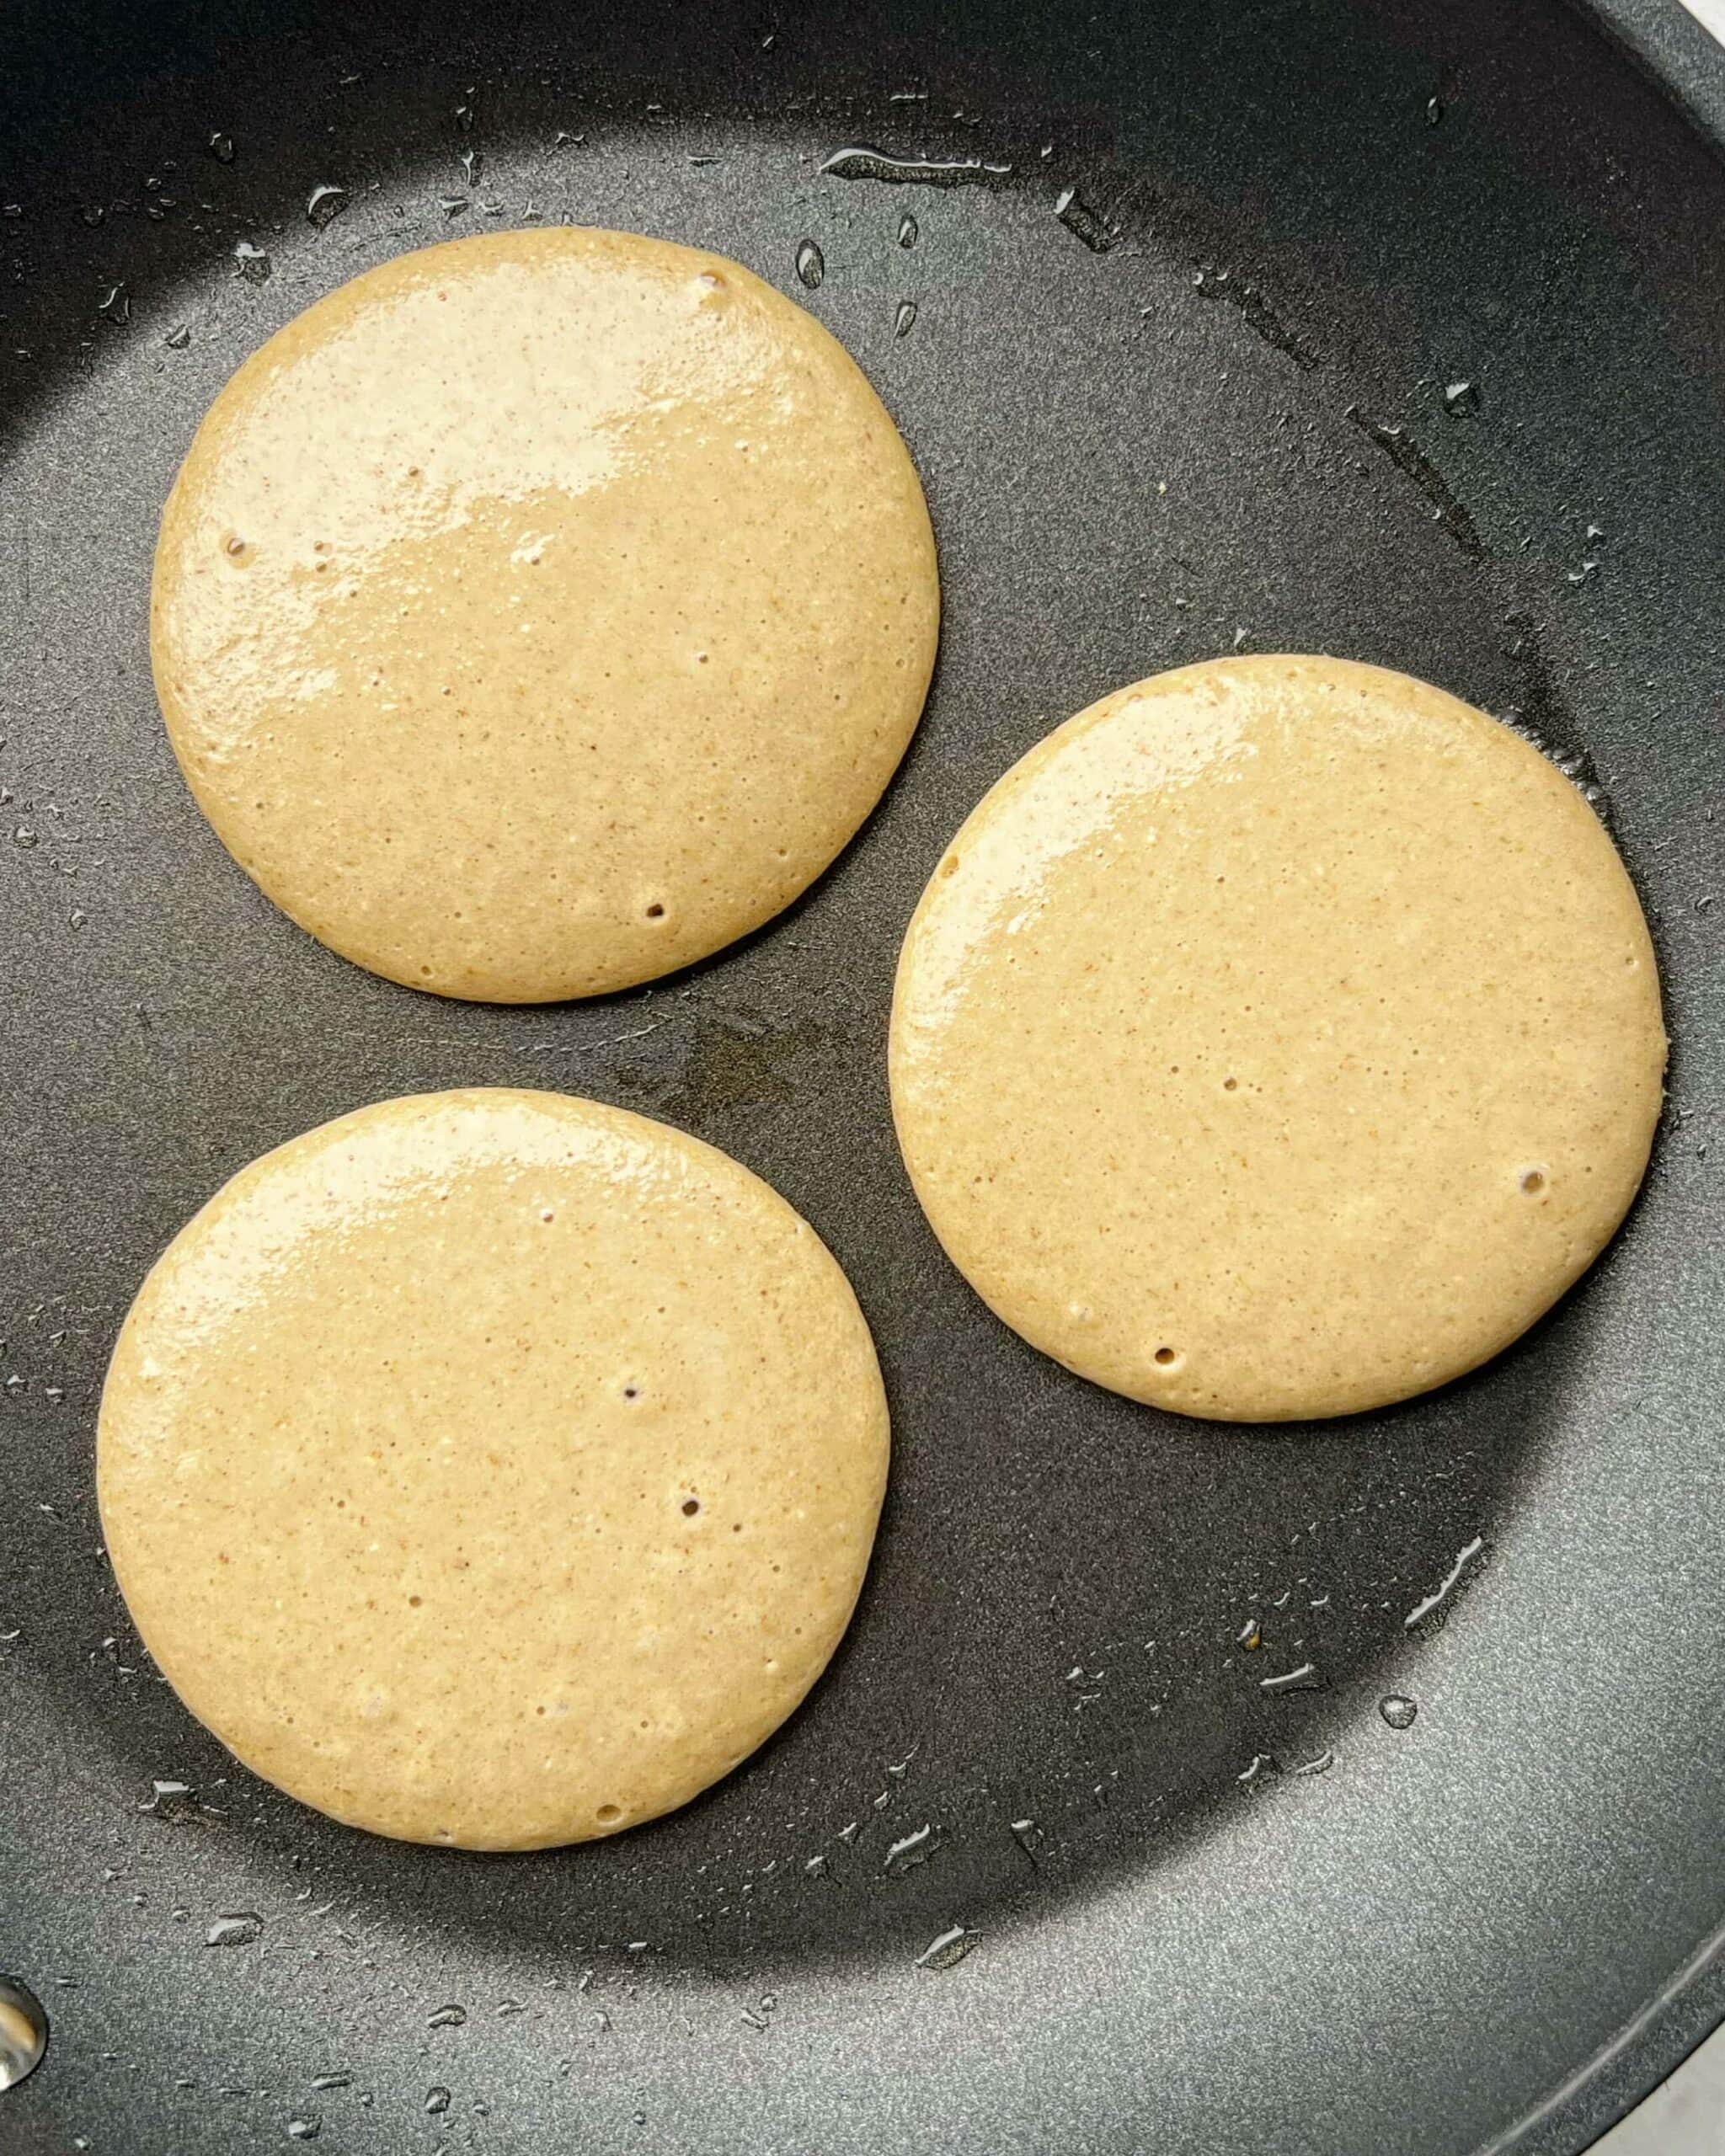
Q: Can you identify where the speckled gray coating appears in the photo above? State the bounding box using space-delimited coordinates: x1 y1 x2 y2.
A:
0 0 1721 2151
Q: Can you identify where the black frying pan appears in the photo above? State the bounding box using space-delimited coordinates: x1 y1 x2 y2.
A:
3 1 1722 2149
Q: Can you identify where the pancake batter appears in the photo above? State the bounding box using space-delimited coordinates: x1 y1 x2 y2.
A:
152 229 938 1001
889 655 1665 1422
99 1089 889 1848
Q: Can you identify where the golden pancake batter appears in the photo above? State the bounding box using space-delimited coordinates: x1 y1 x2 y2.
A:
152 229 938 1001
890 656 1665 1422
99 1090 889 1849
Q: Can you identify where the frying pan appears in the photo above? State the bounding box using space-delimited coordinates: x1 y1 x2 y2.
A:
2 0 1722 2149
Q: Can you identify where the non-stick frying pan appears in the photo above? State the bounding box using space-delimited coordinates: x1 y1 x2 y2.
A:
3 1 1722 2149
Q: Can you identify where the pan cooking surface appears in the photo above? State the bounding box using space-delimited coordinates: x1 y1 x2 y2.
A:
1 0 1722 2149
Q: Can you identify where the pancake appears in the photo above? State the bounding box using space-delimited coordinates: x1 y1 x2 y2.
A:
98 1088 889 1849
152 228 938 1001
889 655 1665 1422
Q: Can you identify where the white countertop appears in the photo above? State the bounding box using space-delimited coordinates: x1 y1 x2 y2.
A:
1596 2027 1725 2152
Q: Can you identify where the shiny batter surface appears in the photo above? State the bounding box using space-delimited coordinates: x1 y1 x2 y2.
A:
152 229 938 1001
99 1090 889 1848
890 656 1665 1422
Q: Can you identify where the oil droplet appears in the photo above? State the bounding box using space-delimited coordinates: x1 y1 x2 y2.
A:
1259 1661 1318 1694
884 1823 935 1876
232 240 271 285
205 1913 263 1947
0 1978 47 2090
897 213 918 248
1009 1817 1044 1861
819 147 1011 189
894 300 917 339
426 2004 466 2028
794 239 824 290
1381 1694 1418 1730
915 1924 979 1970
306 184 349 229
1054 187 1117 253
1404 1536 1483 1628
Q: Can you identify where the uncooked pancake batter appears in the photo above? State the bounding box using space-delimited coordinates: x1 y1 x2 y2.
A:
99 1089 889 1848
889 655 1665 1422
152 229 938 1001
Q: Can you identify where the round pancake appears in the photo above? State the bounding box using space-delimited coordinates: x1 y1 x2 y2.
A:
889 655 1666 1422
152 228 938 1001
98 1089 889 1849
